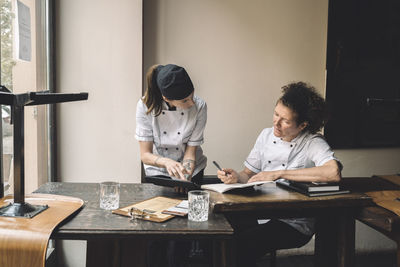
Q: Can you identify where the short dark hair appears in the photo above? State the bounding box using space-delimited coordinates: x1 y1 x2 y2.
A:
279 82 328 134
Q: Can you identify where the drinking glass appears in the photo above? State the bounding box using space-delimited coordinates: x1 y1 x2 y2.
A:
99 181 120 210
188 190 209 222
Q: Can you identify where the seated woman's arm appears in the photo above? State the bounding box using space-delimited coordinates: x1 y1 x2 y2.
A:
217 167 257 184
248 159 341 183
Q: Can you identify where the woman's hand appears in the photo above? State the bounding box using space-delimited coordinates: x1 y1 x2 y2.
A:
163 158 186 180
217 168 238 184
248 170 281 183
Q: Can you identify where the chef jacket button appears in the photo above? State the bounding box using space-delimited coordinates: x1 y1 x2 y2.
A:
268 160 271 164
162 111 165 115
282 164 285 167
178 132 180 135
273 141 276 144
165 148 168 151
176 148 179 150
163 131 167 134
181 112 184 115
290 144 293 147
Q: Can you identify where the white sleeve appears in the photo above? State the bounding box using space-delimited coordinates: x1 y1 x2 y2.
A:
187 102 207 146
244 130 265 173
307 136 339 166
135 99 154 142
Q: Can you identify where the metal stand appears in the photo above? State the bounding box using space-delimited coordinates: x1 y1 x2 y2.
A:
0 86 88 218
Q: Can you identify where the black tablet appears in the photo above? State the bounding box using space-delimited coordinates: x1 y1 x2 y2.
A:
144 176 200 190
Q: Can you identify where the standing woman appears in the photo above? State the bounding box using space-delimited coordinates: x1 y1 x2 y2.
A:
136 64 208 267
136 64 207 184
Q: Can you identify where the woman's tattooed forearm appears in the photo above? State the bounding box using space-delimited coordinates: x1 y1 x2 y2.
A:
183 159 195 171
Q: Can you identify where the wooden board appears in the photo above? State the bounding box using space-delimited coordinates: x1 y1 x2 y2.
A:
112 196 182 222
365 190 400 217
0 193 84 267
375 174 400 187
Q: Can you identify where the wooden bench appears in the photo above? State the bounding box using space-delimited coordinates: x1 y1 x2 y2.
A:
341 176 400 267
357 206 400 266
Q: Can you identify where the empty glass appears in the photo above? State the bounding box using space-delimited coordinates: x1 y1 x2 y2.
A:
188 190 209 222
99 181 120 210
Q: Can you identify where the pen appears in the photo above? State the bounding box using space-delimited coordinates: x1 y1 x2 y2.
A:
213 161 223 171
213 161 229 176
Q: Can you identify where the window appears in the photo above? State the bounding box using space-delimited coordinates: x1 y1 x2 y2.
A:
325 0 400 148
1 0 52 197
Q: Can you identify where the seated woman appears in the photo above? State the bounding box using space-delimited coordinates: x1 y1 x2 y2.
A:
217 82 342 267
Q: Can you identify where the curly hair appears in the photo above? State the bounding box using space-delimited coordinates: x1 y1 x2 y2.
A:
279 82 328 134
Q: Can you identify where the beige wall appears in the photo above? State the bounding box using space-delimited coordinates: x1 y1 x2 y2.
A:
144 0 329 173
56 1 142 265
144 0 400 178
56 0 143 184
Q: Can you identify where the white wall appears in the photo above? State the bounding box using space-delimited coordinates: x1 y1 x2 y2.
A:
56 1 142 266
57 0 143 184
144 0 329 173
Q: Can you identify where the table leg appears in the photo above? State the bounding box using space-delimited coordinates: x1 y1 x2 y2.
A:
315 212 355 267
86 238 148 267
213 239 235 267
120 238 147 267
86 239 120 267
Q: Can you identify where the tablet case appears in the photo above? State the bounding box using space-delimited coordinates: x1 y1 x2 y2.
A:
144 176 200 190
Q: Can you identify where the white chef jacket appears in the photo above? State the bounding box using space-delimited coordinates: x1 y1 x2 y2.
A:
244 127 340 236
135 95 207 178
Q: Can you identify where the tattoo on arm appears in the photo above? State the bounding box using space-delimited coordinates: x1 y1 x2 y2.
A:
183 159 195 171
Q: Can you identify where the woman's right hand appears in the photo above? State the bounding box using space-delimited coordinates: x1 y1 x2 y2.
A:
163 158 187 180
217 168 238 184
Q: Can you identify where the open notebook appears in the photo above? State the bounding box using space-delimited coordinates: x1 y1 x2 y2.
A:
201 181 273 193
145 175 272 194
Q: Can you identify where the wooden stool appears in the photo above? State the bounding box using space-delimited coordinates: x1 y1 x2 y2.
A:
0 194 83 267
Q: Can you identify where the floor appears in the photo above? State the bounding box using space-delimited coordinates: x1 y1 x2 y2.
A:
186 251 397 267
257 252 397 267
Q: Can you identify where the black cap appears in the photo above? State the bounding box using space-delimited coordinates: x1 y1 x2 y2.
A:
156 64 194 100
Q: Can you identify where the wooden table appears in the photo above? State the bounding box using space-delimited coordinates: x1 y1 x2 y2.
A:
34 182 234 267
209 181 374 267
36 180 375 267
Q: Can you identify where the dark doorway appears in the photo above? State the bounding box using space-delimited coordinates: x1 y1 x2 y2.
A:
325 0 400 148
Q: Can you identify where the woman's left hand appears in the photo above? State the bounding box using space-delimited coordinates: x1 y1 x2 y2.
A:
248 171 281 183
